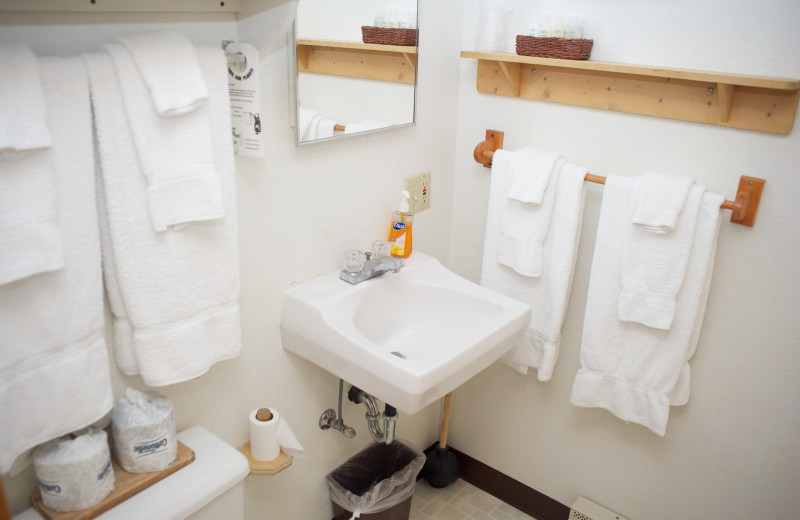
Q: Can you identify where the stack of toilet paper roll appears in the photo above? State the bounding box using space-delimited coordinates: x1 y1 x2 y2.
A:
249 407 304 461
111 388 177 473
33 428 115 512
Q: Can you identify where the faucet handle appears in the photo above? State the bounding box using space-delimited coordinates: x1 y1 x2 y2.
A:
344 250 366 273
372 240 391 259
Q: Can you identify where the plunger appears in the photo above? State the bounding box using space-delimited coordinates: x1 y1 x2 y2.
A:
421 392 460 488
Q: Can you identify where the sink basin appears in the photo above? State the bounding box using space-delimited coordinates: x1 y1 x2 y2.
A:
280 252 531 414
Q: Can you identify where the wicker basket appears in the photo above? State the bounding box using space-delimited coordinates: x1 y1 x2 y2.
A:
515 35 593 60
361 26 418 46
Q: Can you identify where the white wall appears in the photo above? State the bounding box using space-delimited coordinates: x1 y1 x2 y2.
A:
448 1 800 519
0 1 462 517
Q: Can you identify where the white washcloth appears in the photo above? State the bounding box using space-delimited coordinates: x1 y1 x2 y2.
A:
570 175 725 436
633 172 695 233
0 44 64 286
298 108 336 140
0 43 52 155
507 147 561 204
617 181 706 330
481 150 586 381
496 148 562 278
104 42 225 232
86 47 242 387
0 56 113 473
344 119 391 134
116 30 209 116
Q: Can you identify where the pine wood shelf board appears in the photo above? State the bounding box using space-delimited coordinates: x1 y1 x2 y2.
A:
238 443 292 476
461 51 800 135
298 39 416 85
460 51 800 90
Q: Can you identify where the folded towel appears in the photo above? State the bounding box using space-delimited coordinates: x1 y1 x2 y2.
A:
0 43 52 155
0 44 64 286
344 119 391 134
104 42 225 232
570 175 725 435
617 181 705 330
496 148 563 278
507 147 561 204
0 56 113 473
117 30 209 116
633 172 695 233
86 47 242 387
481 150 586 381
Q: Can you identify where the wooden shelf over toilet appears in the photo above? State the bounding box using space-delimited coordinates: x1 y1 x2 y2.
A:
461 51 800 134
298 39 416 84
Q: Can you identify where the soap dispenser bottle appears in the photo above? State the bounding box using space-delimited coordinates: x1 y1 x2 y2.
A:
388 190 413 258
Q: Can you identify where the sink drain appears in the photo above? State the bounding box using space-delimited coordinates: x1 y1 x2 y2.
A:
390 351 406 359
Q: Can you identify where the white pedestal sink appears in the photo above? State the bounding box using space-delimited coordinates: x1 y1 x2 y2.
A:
280 252 531 414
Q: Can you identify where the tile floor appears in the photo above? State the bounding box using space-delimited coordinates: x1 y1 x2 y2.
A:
410 478 536 520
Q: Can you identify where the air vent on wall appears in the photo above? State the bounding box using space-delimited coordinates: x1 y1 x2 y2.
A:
569 497 629 520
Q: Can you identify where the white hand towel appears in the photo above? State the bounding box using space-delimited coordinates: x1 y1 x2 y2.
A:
86 47 242 387
0 43 52 155
507 147 561 204
617 182 705 330
0 56 113 473
481 150 586 381
633 172 695 233
0 44 64 286
117 30 209 116
570 175 725 436
496 149 563 278
104 42 225 232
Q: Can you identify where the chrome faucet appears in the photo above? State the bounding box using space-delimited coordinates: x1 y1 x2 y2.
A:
340 252 404 284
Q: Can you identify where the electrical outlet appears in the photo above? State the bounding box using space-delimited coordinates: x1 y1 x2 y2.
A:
404 171 431 213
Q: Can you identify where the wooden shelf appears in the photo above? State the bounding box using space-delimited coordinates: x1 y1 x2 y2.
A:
460 51 800 134
238 443 292 476
298 39 416 84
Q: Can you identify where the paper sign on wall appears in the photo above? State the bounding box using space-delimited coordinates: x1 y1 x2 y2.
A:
226 42 263 158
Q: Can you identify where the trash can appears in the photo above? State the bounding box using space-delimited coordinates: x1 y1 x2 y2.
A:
327 440 426 520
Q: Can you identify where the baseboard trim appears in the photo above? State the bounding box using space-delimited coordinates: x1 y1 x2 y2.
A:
447 446 571 520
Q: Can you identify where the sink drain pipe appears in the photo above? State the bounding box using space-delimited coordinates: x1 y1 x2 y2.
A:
348 386 397 444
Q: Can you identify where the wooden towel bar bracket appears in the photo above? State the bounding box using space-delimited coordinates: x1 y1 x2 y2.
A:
473 129 765 227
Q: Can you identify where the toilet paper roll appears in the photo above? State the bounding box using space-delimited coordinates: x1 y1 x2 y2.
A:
249 407 305 461
33 428 115 512
249 407 280 461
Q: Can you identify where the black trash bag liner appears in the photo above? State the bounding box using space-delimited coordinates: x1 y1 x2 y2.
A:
326 440 425 518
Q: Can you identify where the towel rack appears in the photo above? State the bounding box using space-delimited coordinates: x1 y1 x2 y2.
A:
473 129 765 227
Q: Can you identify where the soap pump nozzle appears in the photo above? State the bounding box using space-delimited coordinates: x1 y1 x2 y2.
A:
398 190 410 214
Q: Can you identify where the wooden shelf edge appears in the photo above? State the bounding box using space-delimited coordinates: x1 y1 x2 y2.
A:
238 443 292 476
460 50 800 91
299 39 416 54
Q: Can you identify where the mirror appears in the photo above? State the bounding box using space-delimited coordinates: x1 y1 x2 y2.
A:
293 0 418 145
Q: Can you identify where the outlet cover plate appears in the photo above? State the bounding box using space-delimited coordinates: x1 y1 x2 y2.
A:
404 171 431 213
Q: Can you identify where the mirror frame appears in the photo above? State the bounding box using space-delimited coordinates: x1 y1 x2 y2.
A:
290 3 418 146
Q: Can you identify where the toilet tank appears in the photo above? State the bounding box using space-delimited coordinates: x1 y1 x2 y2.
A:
16 426 250 520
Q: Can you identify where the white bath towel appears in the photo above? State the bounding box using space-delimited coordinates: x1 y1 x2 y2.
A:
0 56 113 473
481 150 586 381
617 181 705 330
344 119 391 134
86 47 242 387
570 175 725 436
0 43 52 155
0 44 64 286
506 147 561 204
117 30 209 116
633 172 695 233
496 149 562 278
104 42 225 232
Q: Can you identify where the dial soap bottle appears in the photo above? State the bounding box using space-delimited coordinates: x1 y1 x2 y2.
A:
388 190 413 258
